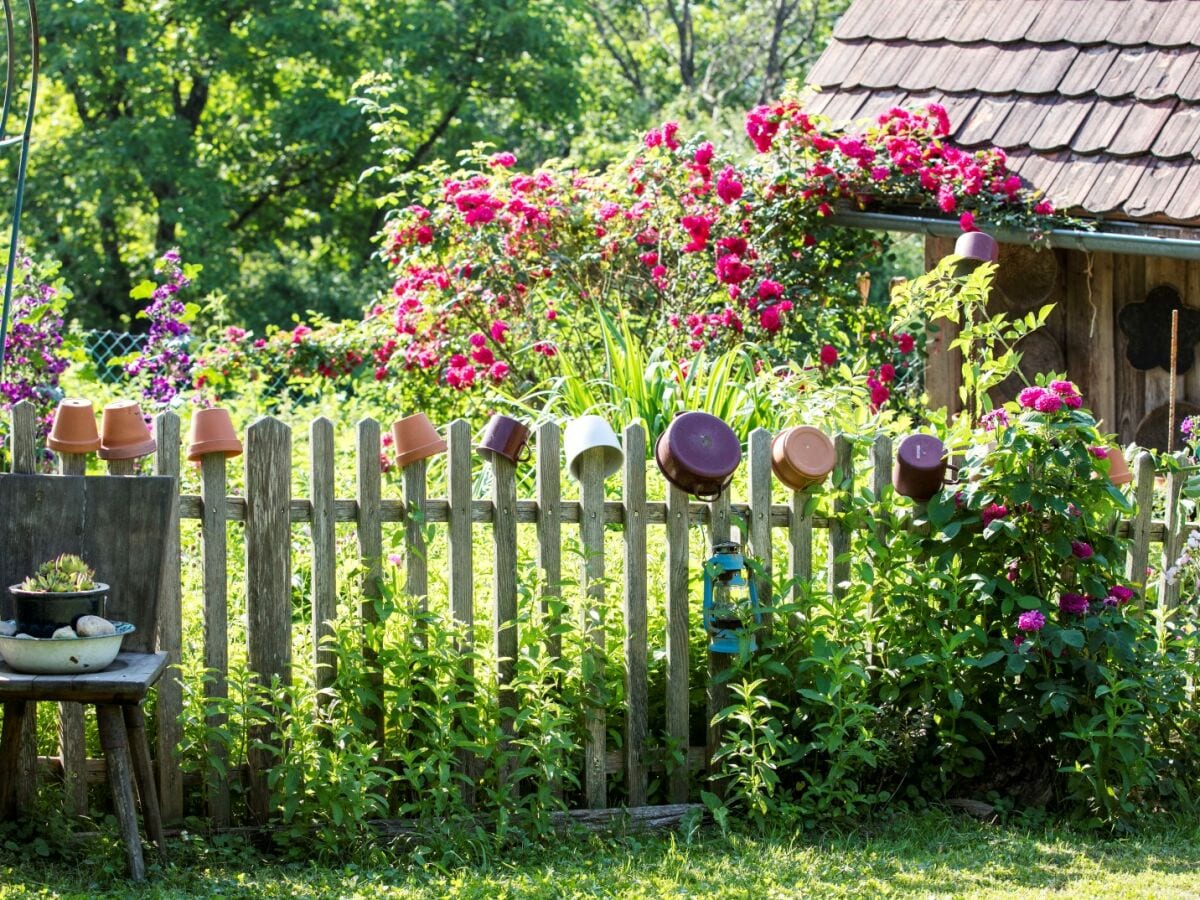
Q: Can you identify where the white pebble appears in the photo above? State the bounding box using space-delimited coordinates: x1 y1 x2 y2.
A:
75 615 116 637
0 622 15 637
13 633 33 639
52 626 79 640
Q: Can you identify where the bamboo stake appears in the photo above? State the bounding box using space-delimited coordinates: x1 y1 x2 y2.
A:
1168 309 1179 452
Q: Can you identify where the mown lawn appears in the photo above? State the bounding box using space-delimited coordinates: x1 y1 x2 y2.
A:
2 810 1199 898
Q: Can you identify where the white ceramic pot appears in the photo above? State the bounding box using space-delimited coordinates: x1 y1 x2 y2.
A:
0 620 133 674
564 415 624 482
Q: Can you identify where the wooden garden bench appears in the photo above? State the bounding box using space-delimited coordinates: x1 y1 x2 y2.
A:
0 473 175 881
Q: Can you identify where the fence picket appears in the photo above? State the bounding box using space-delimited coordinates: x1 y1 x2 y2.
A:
829 435 853 599
868 434 893 664
622 423 648 807
446 420 475 804
490 452 519 788
152 412 185 824
56 451 88 818
309 418 337 707
1159 452 1186 611
356 418 385 748
579 451 607 809
665 482 690 803
536 422 563 662
789 488 814 599
403 459 429 606
706 489 732 782
747 429 772 633
244 416 292 824
199 446 231 828
1127 451 1156 610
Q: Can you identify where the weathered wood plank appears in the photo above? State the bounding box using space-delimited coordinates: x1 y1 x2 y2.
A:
56 451 88 818
789 488 814 599
199 447 231 828
829 435 853 599
96 704 144 881
1066 251 1115 430
1144 255 1188 419
536 422 563 662
924 235 961 414
622 423 648 807
356 418 385 748
1160 452 1186 611
0 700 27 818
747 429 772 634
0 652 168 702
1113 253 1147 444
1127 451 1156 611
664 482 690 804
445 420 475 806
403 459 429 606
579 450 607 810
152 410 184 822
705 489 733 787
244 416 292 824
309 417 337 706
868 434 892 663
490 453 519 787
10 402 36 814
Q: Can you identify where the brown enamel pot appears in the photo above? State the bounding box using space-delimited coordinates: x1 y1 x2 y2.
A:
477 414 531 464
893 433 947 501
771 425 835 491
98 400 157 460
47 398 101 454
655 411 741 500
187 407 243 461
391 413 447 468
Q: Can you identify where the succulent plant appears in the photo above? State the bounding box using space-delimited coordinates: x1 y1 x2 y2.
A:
20 553 97 593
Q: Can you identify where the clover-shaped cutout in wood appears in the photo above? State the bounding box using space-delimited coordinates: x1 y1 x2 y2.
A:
1117 284 1200 374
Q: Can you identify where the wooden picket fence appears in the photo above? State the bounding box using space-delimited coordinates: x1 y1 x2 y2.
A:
1 399 1186 827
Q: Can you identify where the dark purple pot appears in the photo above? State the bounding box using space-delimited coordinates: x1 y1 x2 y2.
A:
10 584 109 639
893 434 946 501
477 414 531 464
655 412 741 500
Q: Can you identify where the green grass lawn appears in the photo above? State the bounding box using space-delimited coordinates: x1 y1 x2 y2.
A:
2 810 1199 898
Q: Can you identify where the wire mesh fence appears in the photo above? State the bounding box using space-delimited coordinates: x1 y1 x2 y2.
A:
84 330 148 384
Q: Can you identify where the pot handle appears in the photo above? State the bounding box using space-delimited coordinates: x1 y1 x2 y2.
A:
694 487 725 502
517 443 533 464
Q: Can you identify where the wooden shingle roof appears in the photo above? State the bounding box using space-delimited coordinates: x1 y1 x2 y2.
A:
806 0 1200 224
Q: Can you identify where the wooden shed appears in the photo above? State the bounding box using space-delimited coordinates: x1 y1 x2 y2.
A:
806 0 1200 447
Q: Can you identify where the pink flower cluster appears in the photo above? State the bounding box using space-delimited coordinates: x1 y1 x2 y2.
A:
1017 380 1083 413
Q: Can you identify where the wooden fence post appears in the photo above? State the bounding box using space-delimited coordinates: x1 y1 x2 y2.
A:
789 487 814 599
1159 452 1186 611
198 436 231 828
579 451 607 810
706 490 732 783
665 482 690 803
244 416 292 824
1127 451 1155 610
490 451 519 788
622 423 648 807
310 417 337 707
356 418 385 748
56 449 88 818
446 420 475 804
536 422 563 662
747 428 772 634
403 459 429 608
153 411 184 824
829 435 853 600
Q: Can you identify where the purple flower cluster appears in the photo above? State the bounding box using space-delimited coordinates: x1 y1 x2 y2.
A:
0 253 72 438
125 249 195 409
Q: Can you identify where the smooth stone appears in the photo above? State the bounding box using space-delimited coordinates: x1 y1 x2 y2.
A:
0 622 15 637
13 633 33 639
51 625 79 640
75 615 116 637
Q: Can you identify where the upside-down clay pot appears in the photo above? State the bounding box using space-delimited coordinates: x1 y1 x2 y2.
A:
893 433 947 501
655 411 741 500
391 413 447 468
477 414 532 464
47 398 101 454
1106 449 1134 486
564 415 623 481
98 400 157 460
771 425 836 491
187 407 244 462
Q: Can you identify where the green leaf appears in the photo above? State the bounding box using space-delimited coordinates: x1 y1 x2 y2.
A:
130 280 157 300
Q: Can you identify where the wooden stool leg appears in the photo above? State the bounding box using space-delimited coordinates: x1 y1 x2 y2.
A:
123 706 165 856
97 704 145 882
59 702 89 817
0 701 28 819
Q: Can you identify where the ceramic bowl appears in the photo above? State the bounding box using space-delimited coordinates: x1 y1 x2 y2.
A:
0 620 134 674
564 415 623 481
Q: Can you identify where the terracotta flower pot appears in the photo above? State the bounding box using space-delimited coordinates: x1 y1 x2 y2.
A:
98 400 157 460
391 413 447 468
477 414 531 464
1106 449 1134 486
771 425 835 491
47 398 101 454
893 433 947 501
187 407 243 461
655 411 741 500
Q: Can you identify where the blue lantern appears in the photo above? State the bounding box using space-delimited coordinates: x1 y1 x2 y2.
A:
702 540 761 654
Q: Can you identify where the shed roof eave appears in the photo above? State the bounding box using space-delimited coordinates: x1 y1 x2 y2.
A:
828 209 1200 260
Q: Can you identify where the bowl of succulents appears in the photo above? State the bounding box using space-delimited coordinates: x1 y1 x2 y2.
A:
0 554 132 674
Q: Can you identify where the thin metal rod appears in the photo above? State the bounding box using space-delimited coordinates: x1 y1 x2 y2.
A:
0 0 38 382
1 0 15 140
1169 309 1179 453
